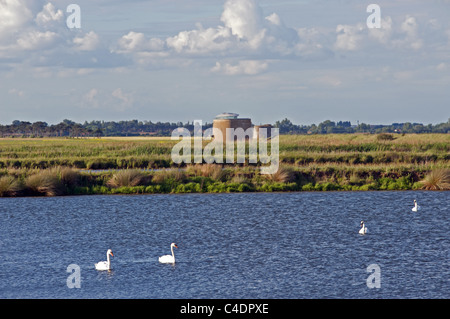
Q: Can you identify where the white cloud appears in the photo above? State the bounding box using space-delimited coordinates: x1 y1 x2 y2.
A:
117 31 165 53
265 13 281 27
368 16 393 45
73 31 100 51
220 0 264 41
16 30 59 50
398 16 423 50
117 0 300 59
334 14 428 52
211 60 268 75
0 0 33 37
334 24 364 51
35 3 63 26
166 25 233 54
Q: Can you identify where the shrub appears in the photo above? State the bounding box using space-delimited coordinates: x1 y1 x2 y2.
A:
238 183 254 192
0 175 22 196
107 169 145 188
25 171 64 196
260 182 298 192
111 186 146 194
174 183 202 193
419 169 450 190
359 183 378 191
301 183 315 191
144 185 163 193
316 182 340 191
264 166 295 183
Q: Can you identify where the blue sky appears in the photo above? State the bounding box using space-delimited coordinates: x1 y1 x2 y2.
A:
0 0 449 125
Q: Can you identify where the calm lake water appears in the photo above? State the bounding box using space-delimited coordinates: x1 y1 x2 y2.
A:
0 191 448 299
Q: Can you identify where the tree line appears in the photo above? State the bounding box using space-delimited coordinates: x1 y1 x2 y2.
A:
274 118 450 134
0 118 448 137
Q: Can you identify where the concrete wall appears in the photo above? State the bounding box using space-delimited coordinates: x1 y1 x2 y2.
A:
212 118 252 142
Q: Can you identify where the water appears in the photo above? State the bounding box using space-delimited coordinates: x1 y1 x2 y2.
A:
0 191 448 299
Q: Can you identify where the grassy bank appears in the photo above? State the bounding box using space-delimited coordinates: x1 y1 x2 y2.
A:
0 134 449 196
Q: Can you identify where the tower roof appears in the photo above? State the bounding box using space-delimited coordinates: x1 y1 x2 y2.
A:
215 112 239 119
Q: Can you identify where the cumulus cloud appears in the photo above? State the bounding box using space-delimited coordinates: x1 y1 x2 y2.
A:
368 16 393 44
73 31 100 51
117 31 165 53
398 16 423 50
335 15 426 52
334 24 365 51
0 1 103 65
220 0 265 41
114 0 306 74
165 25 233 54
110 0 449 76
16 30 59 50
0 0 33 36
164 0 299 56
0 0 448 76
35 3 63 27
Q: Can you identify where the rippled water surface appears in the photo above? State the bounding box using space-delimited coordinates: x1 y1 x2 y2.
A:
0 191 448 298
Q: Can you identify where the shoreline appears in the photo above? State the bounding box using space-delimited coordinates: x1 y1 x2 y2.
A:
0 168 441 198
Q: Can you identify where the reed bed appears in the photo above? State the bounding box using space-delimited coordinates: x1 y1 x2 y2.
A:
0 134 448 196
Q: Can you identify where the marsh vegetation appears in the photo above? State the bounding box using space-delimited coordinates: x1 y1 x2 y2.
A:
0 134 448 196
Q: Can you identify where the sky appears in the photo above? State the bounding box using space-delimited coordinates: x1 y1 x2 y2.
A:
0 0 449 126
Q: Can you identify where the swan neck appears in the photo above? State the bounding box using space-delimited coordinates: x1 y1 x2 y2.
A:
171 246 175 261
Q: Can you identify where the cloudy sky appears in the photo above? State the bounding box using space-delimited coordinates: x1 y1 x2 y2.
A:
0 0 449 125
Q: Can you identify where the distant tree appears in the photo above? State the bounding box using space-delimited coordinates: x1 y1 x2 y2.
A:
94 128 103 137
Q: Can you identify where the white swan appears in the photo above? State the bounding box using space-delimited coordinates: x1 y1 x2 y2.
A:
359 221 368 235
412 199 420 212
159 243 178 264
95 249 114 271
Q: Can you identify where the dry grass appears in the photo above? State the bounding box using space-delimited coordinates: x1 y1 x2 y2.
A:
25 170 63 196
52 166 80 186
107 169 145 188
0 175 22 196
419 169 450 190
186 164 224 180
264 166 295 183
151 169 186 184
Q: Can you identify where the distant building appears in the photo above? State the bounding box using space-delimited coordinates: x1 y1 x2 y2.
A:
212 113 252 142
253 124 272 140
212 113 272 142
